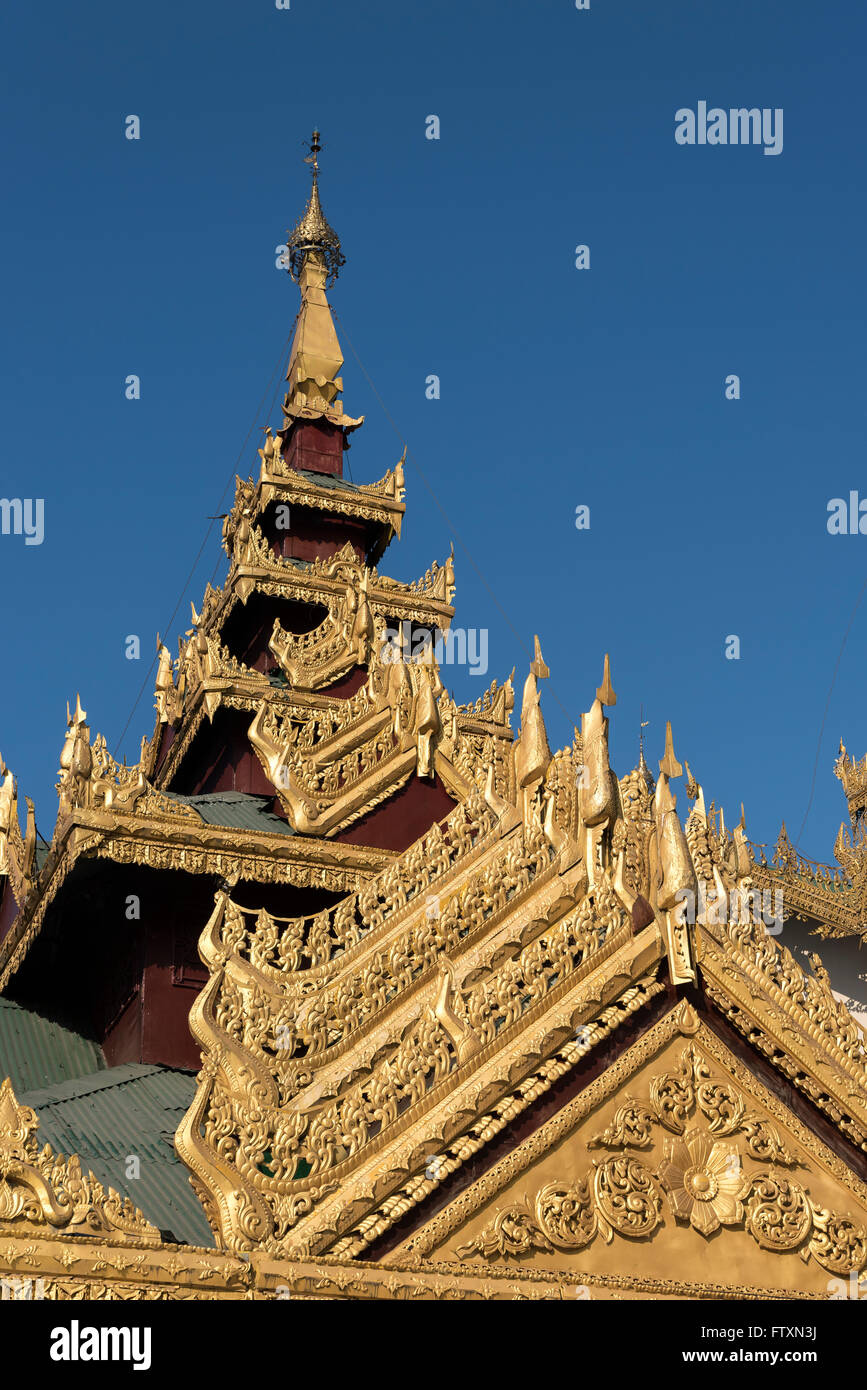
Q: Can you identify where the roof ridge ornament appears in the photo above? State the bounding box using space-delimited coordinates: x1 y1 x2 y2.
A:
659 720 683 781
530 635 549 680
286 129 345 287
596 652 616 707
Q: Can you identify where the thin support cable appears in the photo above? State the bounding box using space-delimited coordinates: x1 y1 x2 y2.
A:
112 333 292 756
331 307 583 734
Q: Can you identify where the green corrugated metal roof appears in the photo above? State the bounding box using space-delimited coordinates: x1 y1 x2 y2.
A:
0 998 105 1093
298 469 362 494
21 1064 214 1248
165 790 295 835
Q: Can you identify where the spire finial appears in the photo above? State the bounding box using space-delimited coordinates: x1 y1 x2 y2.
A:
287 127 344 286
639 704 650 760
638 705 653 787
305 128 322 177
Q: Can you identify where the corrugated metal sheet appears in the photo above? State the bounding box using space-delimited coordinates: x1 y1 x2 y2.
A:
0 998 104 1093
21 1064 214 1248
298 469 361 494
166 790 295 836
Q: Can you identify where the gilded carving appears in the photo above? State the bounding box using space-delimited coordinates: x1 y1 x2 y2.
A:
0 1080 162 1244
4 134 867 1309
658 1129 745 1235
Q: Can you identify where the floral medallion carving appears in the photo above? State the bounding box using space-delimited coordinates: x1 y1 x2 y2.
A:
455 1039 867 1276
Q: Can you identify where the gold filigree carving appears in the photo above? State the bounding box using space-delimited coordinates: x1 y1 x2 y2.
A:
658 1128 746 1235
0 755 36 907
588 1041 798 1166
0 1080 162 1244
456 1123 867 1272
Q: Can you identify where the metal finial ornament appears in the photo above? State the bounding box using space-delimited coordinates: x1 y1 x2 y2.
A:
286 128 345 287
304 128 322 174
638 706 654 788
639 706 650 760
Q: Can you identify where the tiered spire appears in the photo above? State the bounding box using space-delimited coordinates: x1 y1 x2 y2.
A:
281 130 361 438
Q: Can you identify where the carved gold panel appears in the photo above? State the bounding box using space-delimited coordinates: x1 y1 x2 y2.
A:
391 1002 867 1298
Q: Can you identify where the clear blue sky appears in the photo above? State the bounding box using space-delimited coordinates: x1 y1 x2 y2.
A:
1 0 864 865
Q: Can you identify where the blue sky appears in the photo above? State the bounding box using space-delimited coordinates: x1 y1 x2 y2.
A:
1 0 865 865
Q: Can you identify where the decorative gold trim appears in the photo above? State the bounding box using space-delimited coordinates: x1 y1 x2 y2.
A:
391 1000 867 1266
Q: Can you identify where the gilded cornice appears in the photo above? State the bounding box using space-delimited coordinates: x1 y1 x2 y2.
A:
159 531 457 726
5 1235 825 1300
747 826 863 939
258 443 405 540
215 793 503 981
0 799 390 995
218 535 455 623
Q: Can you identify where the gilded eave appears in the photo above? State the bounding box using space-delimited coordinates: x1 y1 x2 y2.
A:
0 797 392 995
746 823 865 941
258 456 406 555
211 537 455 633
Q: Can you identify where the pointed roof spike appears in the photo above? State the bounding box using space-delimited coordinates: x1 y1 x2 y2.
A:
658 720 683 780
596 652 616 707
73 694 87 726
530 636 549 680
638 745 654 790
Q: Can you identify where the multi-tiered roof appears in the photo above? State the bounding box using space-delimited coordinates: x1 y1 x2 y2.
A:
2 138 867 1301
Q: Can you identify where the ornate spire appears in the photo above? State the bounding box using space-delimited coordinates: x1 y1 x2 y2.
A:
285 130 345 287
281 130 362 438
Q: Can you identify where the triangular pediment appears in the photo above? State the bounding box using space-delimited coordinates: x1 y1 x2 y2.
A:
384 1001 867 1299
